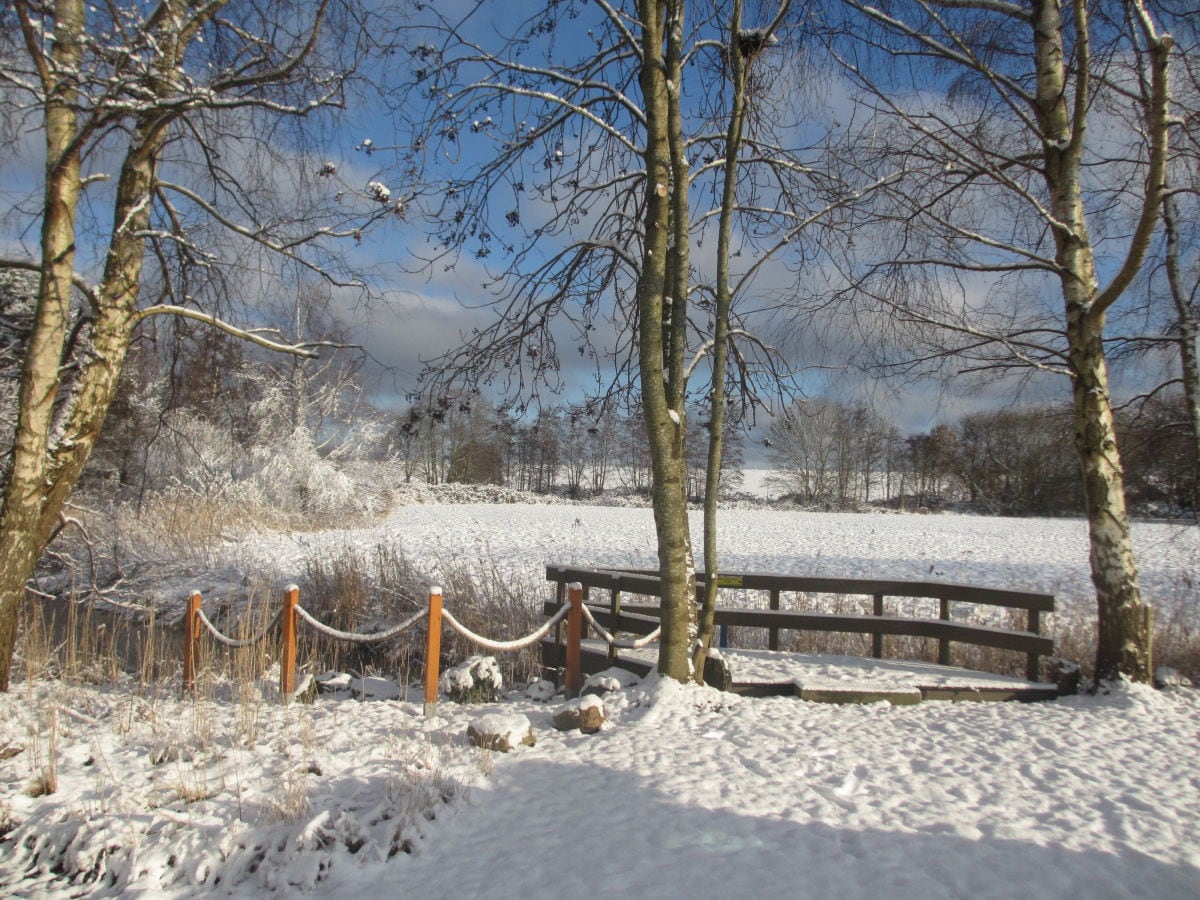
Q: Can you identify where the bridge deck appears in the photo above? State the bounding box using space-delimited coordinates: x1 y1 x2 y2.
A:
542 639 1059 703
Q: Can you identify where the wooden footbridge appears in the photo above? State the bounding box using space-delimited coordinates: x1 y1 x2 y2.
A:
541 565 1059 703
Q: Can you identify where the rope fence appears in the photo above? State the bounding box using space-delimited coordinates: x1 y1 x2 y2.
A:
195 607 282 649
293 604 427 643
181 582 591 714
442 605 570 652
580 603 662 651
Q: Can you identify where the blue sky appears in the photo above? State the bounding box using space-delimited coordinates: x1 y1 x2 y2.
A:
1 0 1186 445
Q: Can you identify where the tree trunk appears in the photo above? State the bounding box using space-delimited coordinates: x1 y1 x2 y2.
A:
0 0 86 691
637 0 694 681
0 0 186 689
1161 192 1200 517
1067 306 1151 682
694 0 748 680
1031 0 1157 683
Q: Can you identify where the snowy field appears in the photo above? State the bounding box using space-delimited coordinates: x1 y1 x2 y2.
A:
3 500 1200 897
240 501 1200 624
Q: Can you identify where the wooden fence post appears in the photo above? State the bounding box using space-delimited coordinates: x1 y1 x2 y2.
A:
566 582 583 697
280 584 298 703
424 586 443 717
608 574 622 663
872 593 884 659
768 589 780 652
183 591 201 693
938 598 952 666
553 574 566 684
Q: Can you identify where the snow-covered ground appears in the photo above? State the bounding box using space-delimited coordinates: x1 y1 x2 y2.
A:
241 502 1200 624
3 501 1200 898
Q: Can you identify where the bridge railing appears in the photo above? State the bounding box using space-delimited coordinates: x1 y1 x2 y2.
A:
545 565 1054 682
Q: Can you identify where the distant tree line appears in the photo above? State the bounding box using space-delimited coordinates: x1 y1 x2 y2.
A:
61 289 1192 517
767 398 1197 517
390 400 744 501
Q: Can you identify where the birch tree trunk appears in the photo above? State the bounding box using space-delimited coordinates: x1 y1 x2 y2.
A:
1160 193 1200 518
0 0 353 690
693 0 749 679
638 0 695 681
1030 0 1167 683
827 0 1172 683
0 0 87 690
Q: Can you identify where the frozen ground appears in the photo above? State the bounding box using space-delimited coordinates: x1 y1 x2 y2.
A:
240 502 1200 623
2 500 1200 897
2 676 1198 898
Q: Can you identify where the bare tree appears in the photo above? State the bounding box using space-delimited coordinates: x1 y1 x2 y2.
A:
1155 30 1200 513
821 0 1174 682
394 1 703 678
0 0 399 690
401 1 860 680
766 399 845 505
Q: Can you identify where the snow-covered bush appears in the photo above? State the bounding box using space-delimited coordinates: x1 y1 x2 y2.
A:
440 656 503 703
248 428 358 517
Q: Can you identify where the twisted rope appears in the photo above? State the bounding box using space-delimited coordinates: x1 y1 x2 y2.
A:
441 604 570 652
579 603 661 650
293 605 427 643
580 604 616 645
624 627 662 650
195 608 282 648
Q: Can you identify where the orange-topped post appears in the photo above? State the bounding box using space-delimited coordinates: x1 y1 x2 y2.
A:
183 591 202 693
566 582 583 697
424 586 443 717
280 585 299 702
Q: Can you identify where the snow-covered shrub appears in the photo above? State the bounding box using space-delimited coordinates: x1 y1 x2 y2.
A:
440 656 503 703
249 428 360 518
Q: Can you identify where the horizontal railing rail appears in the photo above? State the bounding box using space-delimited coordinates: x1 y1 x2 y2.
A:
545 564 1055 682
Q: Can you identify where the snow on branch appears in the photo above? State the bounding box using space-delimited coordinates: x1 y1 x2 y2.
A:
132 306 341 358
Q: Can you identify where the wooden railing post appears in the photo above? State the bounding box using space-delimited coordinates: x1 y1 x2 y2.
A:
768 589 780 652
608 575 622 663
566 582 583 697
872 593 884 659
1027 608 1042 682
280 584 298 703
183 591 202 693
424 586 443 717
938 598 951 666
553 572 566 685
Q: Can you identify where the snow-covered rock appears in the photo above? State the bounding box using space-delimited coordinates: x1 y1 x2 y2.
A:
582 667 640 696
1155 666 1193 691
523 678 557 702
312 671 399 701
552 695 606 734
578 694 606 733
1053 658 1081 695
467 714 535 752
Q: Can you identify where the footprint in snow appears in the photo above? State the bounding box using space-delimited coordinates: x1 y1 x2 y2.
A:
737 756 771 779
814 769 869 811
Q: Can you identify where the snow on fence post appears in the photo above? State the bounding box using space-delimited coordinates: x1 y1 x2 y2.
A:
280 585 299 703
566 582 583 697
424 586 443 717
183 590 202 693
